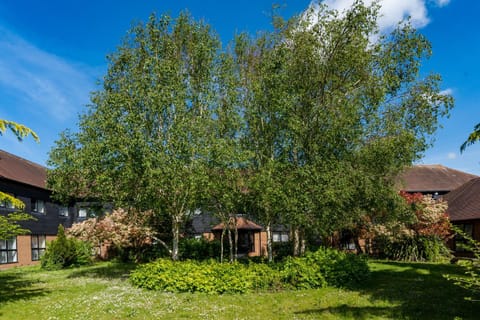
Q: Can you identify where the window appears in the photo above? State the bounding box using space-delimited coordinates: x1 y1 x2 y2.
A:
78 208 88 218
31 235 46 261
0 238 18 264
32 199 45 214
59 206 69 217
272 232 289 243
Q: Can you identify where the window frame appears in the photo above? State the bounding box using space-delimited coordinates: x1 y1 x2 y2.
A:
78 208 88 218
272 231 289 243
0 237 18 264
32 199 46 214
59 206 69 217
31 235 46 261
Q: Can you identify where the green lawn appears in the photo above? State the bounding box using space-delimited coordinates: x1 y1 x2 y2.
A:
0 260 478 319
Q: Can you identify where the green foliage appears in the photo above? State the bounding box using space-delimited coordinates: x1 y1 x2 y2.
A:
48 2 452 259
178 238 221 261
47 12 226 261
0 119 39 142
130 247 369 293
237 1 453 254
41 225 92 270
272 241 293 260
378 235 451 262
461 122 480 152
281 248 370 288
0 212 35 240
446 226 480 298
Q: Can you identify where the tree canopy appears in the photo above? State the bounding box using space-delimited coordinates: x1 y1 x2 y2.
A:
48 1 453 259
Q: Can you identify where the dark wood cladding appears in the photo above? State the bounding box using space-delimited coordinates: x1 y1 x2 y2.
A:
0 177 75 235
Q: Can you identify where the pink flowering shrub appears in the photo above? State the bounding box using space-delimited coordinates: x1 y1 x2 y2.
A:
67 208 156 260
372 192 451 261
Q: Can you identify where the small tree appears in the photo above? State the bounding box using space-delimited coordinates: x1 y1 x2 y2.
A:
41 225 92 270
446 226 480 300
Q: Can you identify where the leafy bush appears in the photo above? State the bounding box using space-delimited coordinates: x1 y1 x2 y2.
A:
379 235 451 262
446 226 480 298
41 225 93 270
130 247 369 293
178 238 221 261
272 241 293 260
281 248 369 288
371 193 451 262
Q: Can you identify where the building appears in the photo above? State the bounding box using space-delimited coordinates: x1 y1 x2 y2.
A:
0 150 84 269
443 177 480 254
397 164 478 197
190 213 289 257
398 164 478 255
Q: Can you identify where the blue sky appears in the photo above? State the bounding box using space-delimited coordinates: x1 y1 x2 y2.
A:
1 0 479 174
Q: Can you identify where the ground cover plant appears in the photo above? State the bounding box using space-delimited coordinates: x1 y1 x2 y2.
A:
0 260 478 319
130 248 369 293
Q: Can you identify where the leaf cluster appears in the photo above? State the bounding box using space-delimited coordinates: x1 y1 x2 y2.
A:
130 247 369 293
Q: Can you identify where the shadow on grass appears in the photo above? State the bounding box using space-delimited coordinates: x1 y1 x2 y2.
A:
295 261 479 319
0 269 49 305
66 261 137 280
358 261 478 320
297 304 401 319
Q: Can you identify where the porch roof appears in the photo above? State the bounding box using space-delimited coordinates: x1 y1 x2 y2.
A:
212 216 263 231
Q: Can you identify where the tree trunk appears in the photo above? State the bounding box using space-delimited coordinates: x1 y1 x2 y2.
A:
228 228 234 263
266 222 273 262
234 216 238 262
353 234 364 254
293 227 300 256
220 227 226 263
172 218 180 261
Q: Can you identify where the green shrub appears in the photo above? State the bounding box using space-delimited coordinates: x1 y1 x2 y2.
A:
130 247 369 293
379 235 451 262
41 225 93 270
281 248 369 288
178 238 221 261
445 226 480 298
272 241 293 260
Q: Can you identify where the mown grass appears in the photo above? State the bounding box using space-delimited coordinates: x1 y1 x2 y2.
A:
0 260 478 319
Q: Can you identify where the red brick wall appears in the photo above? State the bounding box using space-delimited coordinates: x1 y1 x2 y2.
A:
0 235 56 270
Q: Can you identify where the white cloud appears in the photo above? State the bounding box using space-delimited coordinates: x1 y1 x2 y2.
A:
447 152 457 159
320 0 450 32
0 27 96 123
435 0 450 7
440 88 453 96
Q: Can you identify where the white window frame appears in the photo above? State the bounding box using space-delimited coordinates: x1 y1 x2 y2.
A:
32 199 45 214
59 206 69 217
272 232 289 243
78 208 88 218
0 237 18 264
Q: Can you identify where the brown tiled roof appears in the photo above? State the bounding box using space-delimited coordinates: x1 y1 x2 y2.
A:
397 164 477 193
0 149 47 189
444 178 480 221
212 216 263 231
